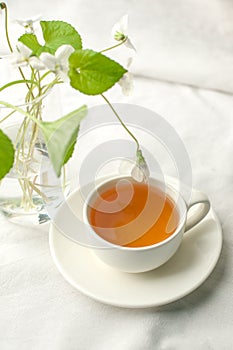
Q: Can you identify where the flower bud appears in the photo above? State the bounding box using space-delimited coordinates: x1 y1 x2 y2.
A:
0 2 6 10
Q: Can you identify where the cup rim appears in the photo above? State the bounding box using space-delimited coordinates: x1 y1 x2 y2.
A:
83 176 187 251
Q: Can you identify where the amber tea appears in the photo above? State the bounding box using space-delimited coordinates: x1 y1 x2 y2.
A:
87 180 179 248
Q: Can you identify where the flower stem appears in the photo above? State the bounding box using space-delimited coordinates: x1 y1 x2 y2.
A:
0 109 16 124
0 101 41 125
100 38 127 53
41 77 62 95
1 2 35 99
0 79 39 92
1 3 13 53
101 93 139 151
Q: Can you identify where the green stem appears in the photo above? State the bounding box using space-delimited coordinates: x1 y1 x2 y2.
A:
62 166 67 193
27 71 43 159
101 94 139 151
0 101 41 125
14 118 27 152
0 79 39 92
2 3 35 99
28 181 49 202
19 68 34 99
2 3 13 53
0 109 16 124
100 38 127 53
41 78 62 95
40 71 53 81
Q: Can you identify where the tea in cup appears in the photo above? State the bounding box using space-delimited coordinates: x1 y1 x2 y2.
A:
83 176 210 273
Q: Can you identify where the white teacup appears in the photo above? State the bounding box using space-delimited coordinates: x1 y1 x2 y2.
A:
83 177 210 273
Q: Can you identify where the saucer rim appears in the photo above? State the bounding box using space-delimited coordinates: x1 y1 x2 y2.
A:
49 207 222 308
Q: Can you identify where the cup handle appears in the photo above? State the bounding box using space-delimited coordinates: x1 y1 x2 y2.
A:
184 190 210 232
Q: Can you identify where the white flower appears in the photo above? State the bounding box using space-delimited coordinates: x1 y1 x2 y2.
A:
131 149 150 183
124 37 136 51
29 56 46 70
118 72 134 96
7 42 45 69
8 42 32 67
39 45 75 81
112 14 136 51
118 57 134 96
15 15 42 33
112 14 128 41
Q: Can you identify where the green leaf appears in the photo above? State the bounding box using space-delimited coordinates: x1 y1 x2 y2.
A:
0 129 15 180
18 21 82 56
62 142 76 165
39 105 87 177
18 34 43 56
40 21 82 54
68 49 127 95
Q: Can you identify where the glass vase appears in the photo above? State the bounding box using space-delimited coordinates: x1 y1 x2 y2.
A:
0 120 69 225
0 67 71 225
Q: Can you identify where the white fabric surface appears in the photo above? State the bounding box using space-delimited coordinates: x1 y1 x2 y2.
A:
1 1 233 349
1 76 233 349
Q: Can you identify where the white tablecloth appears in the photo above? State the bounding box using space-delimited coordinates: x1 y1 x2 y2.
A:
1 76 233 349
1 0 233 348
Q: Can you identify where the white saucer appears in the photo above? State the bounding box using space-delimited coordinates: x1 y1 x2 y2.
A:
49 183 222 308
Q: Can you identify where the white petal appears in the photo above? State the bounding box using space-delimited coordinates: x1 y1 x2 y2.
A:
111 23 120 39
31 14 42 22
15 14 42 26
8 51 28 67
131 165 144 182
17 62 29 67
112 14 128 38
13 59 29 67
29 56 46 70
57 69 70 82
55 45 75 71
17 42 32 58
15 15 41 25
14 58 29 67
126 56 134 68
124 38 136 51
7 52 20 65
118 72 134 96
55 45 75 61
40 52 57 71
119 14 128 34
131 164 149 183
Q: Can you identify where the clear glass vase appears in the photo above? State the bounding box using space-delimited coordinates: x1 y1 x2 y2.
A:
0 121 69 225
0 57 70 225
